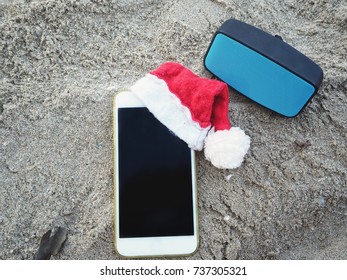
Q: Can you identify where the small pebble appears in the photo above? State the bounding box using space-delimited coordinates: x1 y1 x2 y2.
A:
294 139 311 147
223 215 231 222
319 196 326 207
225 174 233 182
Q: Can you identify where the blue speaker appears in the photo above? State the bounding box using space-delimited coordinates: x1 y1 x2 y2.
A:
204 19 323 117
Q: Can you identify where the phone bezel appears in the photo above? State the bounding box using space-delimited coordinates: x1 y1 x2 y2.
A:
113 90 199 258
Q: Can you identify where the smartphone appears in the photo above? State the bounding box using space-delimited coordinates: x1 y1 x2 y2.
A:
113 90 199 258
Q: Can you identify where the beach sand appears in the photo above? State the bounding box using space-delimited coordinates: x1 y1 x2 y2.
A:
0 0 346 259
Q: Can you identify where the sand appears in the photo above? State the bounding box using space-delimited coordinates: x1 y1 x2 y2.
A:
0 0 346 260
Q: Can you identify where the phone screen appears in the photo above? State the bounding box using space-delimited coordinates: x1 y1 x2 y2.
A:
118 107 194 238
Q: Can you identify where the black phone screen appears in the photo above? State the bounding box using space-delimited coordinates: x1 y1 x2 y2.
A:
118 107 194 238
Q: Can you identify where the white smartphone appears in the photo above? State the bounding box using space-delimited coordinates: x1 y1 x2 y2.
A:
113 90 199 258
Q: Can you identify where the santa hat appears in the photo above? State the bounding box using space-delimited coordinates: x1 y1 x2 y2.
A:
130 62 250 169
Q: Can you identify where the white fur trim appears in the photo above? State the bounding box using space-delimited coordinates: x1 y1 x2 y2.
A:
130 74 210 150
204 127 250 169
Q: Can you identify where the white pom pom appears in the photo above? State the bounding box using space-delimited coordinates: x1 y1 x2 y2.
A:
204 127 250 169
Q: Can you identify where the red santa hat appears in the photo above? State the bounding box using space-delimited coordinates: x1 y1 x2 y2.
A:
130 62 250 169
